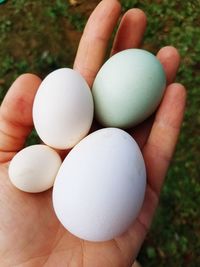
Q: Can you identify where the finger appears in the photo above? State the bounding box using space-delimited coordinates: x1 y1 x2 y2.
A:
142 83 186 195
73 0 121 87
131 46 181 148
131 115 154 148
113 84 186 262
111 8 147 55
0 74 41 162
128 83 186 251
157 46 180 85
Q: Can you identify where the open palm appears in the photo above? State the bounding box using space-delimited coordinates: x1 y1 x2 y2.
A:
0 1 186 266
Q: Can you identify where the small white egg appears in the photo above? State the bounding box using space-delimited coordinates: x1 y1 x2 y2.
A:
53 128 146 242
33 68 94 149
9 145 62 193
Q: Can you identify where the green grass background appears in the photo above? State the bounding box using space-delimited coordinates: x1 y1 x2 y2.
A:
0 0 199 266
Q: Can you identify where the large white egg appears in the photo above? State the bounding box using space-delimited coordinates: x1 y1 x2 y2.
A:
9 145 62 193
53 128 146 242
33 68 94 149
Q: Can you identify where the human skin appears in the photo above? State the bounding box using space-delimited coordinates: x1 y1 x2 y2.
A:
0 0 186 266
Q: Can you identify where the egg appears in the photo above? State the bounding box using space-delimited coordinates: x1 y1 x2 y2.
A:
53 128 146 242
33 68 94 149
9 145 62 193
92 49 166 128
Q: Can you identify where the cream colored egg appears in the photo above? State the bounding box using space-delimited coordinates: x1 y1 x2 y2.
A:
33 68 94 149
9 145 62 193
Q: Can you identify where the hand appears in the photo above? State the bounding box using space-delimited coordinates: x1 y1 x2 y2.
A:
0 0 186 266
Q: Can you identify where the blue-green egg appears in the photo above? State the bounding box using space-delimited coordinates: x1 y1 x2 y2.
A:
92 49 166 128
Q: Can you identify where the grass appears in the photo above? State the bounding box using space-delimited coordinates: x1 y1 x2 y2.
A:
0 0 199 266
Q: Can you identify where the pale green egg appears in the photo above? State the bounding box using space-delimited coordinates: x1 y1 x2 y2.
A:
92 49 166 128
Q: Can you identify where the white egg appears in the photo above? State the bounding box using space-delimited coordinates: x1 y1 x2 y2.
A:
33 68 94 149
53 128 146 242
9 145 62 193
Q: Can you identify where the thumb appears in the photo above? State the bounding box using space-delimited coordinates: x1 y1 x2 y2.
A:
0 74 41 163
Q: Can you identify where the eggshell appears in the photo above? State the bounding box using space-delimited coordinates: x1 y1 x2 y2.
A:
9 145 62 193
53 128 146 242
33 68 94 149
92 49 166 128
